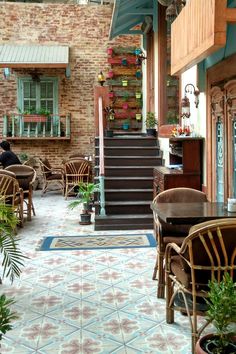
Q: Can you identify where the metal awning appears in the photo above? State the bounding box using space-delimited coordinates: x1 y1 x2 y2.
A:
0 45 69 68
109 0 157 39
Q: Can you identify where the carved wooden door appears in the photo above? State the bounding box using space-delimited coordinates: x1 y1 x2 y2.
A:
210 79 236 201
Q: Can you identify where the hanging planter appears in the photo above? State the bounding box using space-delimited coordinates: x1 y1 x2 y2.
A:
122 79 128 87
136 92 142 99
122 120 130 130
135 48 142 55
107 47 113 56
108 91 115 98
108 70 114 78
136 70 142 79
121 58 128 66
122 103 129 110
108 113 115 121
136 113 142 121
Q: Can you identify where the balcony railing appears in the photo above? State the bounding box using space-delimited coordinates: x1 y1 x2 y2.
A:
2 113 71 139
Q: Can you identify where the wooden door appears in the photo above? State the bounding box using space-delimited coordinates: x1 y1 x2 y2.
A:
209 79 236 201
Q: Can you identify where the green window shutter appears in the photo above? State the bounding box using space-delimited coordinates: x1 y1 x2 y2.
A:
18 77 58 114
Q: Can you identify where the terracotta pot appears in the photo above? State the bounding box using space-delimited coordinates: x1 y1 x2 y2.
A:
23 114 48 123
108 71 114 78
108 91 114 98
122 103 129 110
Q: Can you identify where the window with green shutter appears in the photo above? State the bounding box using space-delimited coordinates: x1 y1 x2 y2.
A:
18 77 58 114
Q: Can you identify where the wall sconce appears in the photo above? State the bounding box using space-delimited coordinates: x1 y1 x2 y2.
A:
98 71 105 86
181 83 200 132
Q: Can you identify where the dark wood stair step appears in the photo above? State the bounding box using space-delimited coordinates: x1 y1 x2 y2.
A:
94 176 153 188
95 201 152 214
95 136 158 147
95 165 159 177
95 146 161 156
104 189 153 201
94 214 153 231
95 156 162 166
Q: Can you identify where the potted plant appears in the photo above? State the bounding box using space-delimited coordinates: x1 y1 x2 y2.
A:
196 273 236 354
68 182 100 225
0 294 18 342
122 77 128 87
21 108 51 123
0 200 27 283
104 106 115 137
145 112 157 137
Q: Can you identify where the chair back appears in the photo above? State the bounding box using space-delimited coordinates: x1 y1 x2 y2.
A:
179 218 236 288
5 164 36 191
0 169 20 206
39 158 52 179
64 159 91 182
153 188 208 236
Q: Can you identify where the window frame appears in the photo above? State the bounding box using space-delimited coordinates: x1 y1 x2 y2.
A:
17 77 59 114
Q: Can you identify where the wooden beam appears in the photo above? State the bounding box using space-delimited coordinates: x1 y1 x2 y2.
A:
171 0 227 76
225 8 236 23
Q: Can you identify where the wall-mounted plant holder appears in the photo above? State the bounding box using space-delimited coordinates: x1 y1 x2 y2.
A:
122 121 130 130
135 48 142 55
135 92 142 99
136 113 142 121
121 58 127 66
108 91 115 98
107 47 113 56
108 70 114 78
122 103 129 110
136 70 142 79
122 79 128 87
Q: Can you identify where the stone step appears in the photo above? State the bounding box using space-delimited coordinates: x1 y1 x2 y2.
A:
95 165 158 177
94 214 153 231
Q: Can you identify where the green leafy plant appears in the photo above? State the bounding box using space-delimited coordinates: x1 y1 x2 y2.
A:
0 200 27 283
0 294 18 341
68 182 100 214
204 273 236 353
145 112 158 129
18 107 51 116
18 152 29 163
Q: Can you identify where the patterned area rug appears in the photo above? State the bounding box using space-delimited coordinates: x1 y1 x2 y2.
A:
38 233 156 251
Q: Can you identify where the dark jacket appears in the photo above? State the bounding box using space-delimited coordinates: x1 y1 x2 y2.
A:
0 151 21 168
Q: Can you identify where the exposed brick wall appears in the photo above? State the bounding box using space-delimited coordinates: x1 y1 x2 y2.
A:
0 3 140 166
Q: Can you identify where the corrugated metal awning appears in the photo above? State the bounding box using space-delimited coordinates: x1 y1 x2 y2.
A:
0 44 69 68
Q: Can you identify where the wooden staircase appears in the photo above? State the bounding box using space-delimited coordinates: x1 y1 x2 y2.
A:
94 135 163 230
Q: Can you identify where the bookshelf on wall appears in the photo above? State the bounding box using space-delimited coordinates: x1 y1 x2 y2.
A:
106 46 144 133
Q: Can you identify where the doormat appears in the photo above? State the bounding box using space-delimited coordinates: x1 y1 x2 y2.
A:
38 233 156 251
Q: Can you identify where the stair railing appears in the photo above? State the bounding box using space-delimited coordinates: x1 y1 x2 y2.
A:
98 96 106 216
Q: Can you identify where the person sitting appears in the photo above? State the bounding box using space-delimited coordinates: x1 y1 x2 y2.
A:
0 140 21 168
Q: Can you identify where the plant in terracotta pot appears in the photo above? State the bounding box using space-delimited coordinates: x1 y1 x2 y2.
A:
68 182 100 225
196 273 236 354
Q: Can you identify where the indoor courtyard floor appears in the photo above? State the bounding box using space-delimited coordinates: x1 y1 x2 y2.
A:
1 190 197 354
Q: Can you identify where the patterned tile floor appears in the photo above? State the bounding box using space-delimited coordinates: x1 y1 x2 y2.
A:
1 191 193 354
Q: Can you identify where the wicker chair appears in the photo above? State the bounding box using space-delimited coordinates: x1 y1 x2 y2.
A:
6 165 36 221
39 158 64 196
0 169 24 226
152 187 208 298
165 218 236 354
63 158 92 199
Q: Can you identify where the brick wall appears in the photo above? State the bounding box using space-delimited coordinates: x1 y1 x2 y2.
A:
0 3 140 166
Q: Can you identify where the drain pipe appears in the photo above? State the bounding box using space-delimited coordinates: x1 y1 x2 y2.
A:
98 96 106 216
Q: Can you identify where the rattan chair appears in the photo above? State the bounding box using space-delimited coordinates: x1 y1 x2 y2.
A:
165 218 236 354
6 165 36 221
0 169 24 226
39 158 64 196
63 158 92 199
152 187 208 298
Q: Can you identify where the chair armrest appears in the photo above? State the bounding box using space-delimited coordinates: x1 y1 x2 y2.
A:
165 242 181 272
